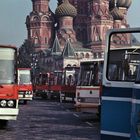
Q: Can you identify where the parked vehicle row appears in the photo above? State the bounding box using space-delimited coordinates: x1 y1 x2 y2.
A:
34 66 80 102
1 28 140 140
32 28 140 140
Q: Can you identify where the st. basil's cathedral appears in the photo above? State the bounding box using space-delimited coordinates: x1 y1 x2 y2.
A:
18 0 132 75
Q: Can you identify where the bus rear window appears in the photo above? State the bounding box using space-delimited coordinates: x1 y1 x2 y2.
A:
107 32 140 82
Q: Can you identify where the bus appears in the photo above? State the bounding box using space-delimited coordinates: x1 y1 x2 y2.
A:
18 68 33 104
48 70 63 99
33 73 49 98
33 66 79 101
101 28 140 140
75 59 103 114
60 66 80 102
0 45 19 126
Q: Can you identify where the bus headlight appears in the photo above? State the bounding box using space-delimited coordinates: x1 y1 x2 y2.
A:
1 100 7 107
7 100 14 107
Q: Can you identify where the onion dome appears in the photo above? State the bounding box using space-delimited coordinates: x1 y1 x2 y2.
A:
116 0 132 9
110 7 124 20
109 0 132 10
55 0 77 18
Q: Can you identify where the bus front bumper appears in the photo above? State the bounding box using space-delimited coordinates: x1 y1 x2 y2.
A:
19 94 33 100
74 102 99 113
0 108 19 120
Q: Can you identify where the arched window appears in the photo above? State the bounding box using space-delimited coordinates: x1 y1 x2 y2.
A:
80 53 84 58
33 16 39 22
75 53 78 59
42 16 49 21
85 53 89 58
34 36 38 44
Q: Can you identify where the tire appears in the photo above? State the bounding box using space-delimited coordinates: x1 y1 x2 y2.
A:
0 120 8 129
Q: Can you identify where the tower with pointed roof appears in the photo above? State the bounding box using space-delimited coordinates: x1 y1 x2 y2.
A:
26 0 55 52
51 35 62 55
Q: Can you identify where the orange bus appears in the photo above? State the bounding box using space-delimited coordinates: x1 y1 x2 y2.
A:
0 45 19 127
18 68 33 104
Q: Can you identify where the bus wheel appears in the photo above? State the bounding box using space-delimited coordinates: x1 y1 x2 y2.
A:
0 120 8 129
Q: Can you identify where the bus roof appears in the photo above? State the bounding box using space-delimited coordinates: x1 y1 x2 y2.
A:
18 68 31 70
110 46 140 51
80 58 104 63
0 45 17 49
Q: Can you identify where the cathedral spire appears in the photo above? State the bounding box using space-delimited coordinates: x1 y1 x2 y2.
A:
62 39 75 58
51 35 61 55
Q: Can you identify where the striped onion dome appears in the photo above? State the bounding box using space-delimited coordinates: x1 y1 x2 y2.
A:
110 7 124 20
55 0 77 17
117 0 132 8
109 0 132 10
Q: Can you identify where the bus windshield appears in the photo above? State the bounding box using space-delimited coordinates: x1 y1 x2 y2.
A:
135 64 140 83
78 60 103 86
64 67 79 86
19 73 31 84
0 48 16 84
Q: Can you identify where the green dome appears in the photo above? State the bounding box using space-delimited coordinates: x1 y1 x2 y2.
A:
55 0 77 17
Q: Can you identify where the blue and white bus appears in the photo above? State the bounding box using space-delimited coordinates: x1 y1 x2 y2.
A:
101 28 140 140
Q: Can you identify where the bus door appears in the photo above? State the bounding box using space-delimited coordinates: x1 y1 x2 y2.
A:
101 28 140 140
60 67 79 102
34 73 49 98
39 73 49 98
49 71 63 99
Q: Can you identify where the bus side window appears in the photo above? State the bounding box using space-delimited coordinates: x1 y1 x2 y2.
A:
108 64 118 80
135 64 140 83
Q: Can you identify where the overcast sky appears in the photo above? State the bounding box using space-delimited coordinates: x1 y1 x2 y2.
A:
0 0 139 47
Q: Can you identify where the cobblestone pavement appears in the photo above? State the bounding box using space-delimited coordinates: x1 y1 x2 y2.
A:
0 99 100 140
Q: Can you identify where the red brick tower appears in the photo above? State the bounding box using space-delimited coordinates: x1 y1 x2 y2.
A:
87 0 113 58
26 0 55 51
67 0 113 58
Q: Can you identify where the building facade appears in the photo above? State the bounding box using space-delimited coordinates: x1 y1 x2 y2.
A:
19 0 132 74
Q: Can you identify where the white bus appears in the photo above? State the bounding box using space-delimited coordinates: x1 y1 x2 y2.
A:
75 59 103 113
